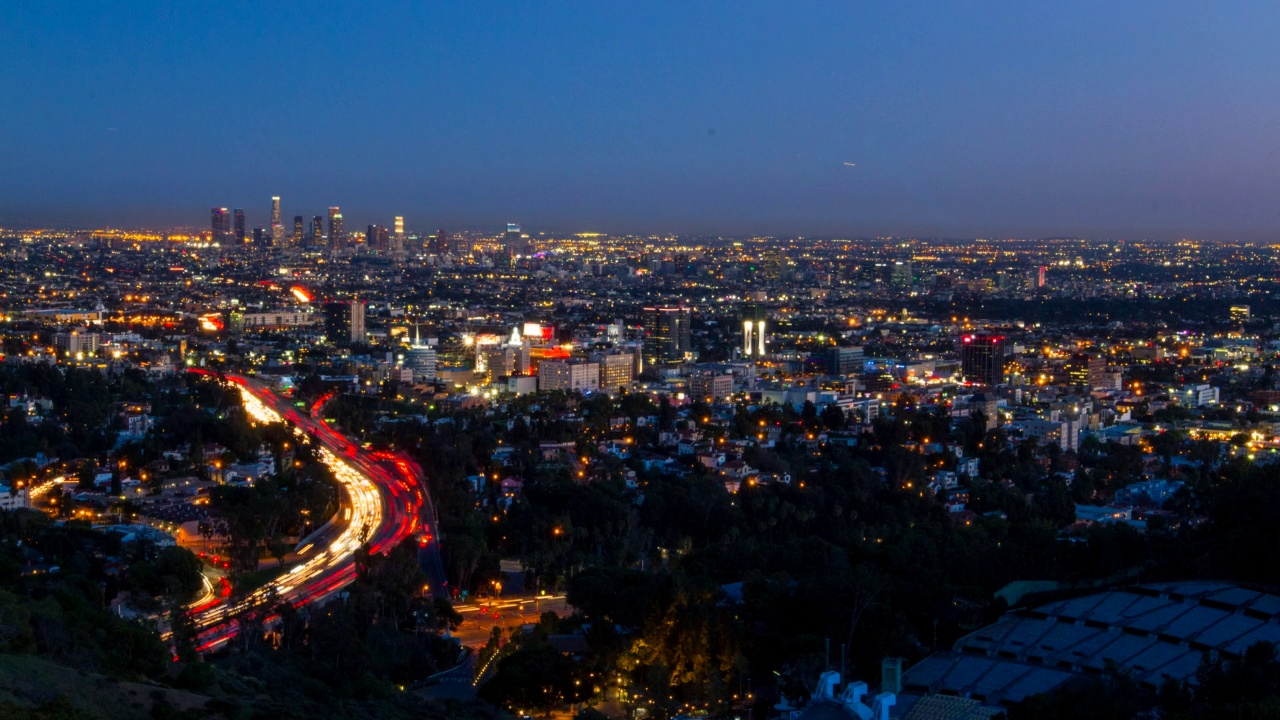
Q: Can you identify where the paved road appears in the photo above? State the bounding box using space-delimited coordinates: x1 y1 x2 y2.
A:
181 371 428 650
304 399 448 593
451 595 572 648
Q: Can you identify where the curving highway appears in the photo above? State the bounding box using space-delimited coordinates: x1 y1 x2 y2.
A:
182 370 445 651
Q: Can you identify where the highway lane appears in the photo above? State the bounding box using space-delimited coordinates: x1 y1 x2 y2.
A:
451 595 571 648
182 370 426 651
301 392 447 590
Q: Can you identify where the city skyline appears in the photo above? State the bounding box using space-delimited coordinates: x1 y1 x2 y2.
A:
7 3 1280 239
12 3 1280 718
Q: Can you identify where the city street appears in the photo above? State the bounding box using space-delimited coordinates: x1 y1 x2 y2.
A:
451 595 571 648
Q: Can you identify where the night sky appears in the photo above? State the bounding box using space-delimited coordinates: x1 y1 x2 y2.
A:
4 2 1280 239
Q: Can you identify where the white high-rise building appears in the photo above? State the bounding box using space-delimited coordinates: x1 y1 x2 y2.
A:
742 319 766 357
270 196 283 246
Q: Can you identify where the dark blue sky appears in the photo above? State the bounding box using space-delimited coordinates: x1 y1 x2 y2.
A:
4 2 1280 239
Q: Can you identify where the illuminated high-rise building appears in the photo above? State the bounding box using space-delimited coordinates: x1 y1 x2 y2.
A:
311 216 324 247
889 260 913 290
270 196 283 246
741 304 768 358
392 216 405 255
960 334 1008 386
432 229 450 255
589 351 636 394
366 224 389 252
210 208 230 243
504 223 524 258
233 208 246 243
324 300 366 344
328 207 344 251
539 360 600 393
293 216 304 246
642 306 692 365
1067 353 1106 389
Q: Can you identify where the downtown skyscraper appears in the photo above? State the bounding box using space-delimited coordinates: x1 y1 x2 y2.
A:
233 208 246 243
328 207 344 253
270 196 283 247
311 216 323 247
367 224 389 253
210 208 230 243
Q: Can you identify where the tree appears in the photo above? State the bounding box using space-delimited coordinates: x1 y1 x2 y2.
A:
821 403 846 430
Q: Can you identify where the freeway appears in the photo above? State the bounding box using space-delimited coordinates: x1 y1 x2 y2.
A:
183 370 445 650
303 392 447 589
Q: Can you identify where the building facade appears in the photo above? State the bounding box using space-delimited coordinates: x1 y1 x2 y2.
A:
323 300 366 344
540 360 601 393
690 373 734 402
960 334 1008 386
643 306 692 365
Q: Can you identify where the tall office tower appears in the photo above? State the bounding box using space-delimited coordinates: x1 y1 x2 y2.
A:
1037 265 1047 288
253 226 268 246
211 208 230 243
293 216 304 246
960 334 1008 386
366 224 389 253
504 223 523 258
233 209 246 243
324 300 366 344
328 207 344 251
741 304 768 357
311 216 324 247
642 306 693 366
392 216 405 255
889 260 913 290
269 196 283 246
432 229 449 255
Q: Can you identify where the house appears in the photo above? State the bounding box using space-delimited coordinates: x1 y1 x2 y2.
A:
1076 504 1135 524
539 441 576 463
602 440 631 459
1115 479 1184 507
720 460 755 480
638 454 675 473
224 456 275 485
499 477 524 499
930 471 958 491
941 487 969 511
697 452 726 469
